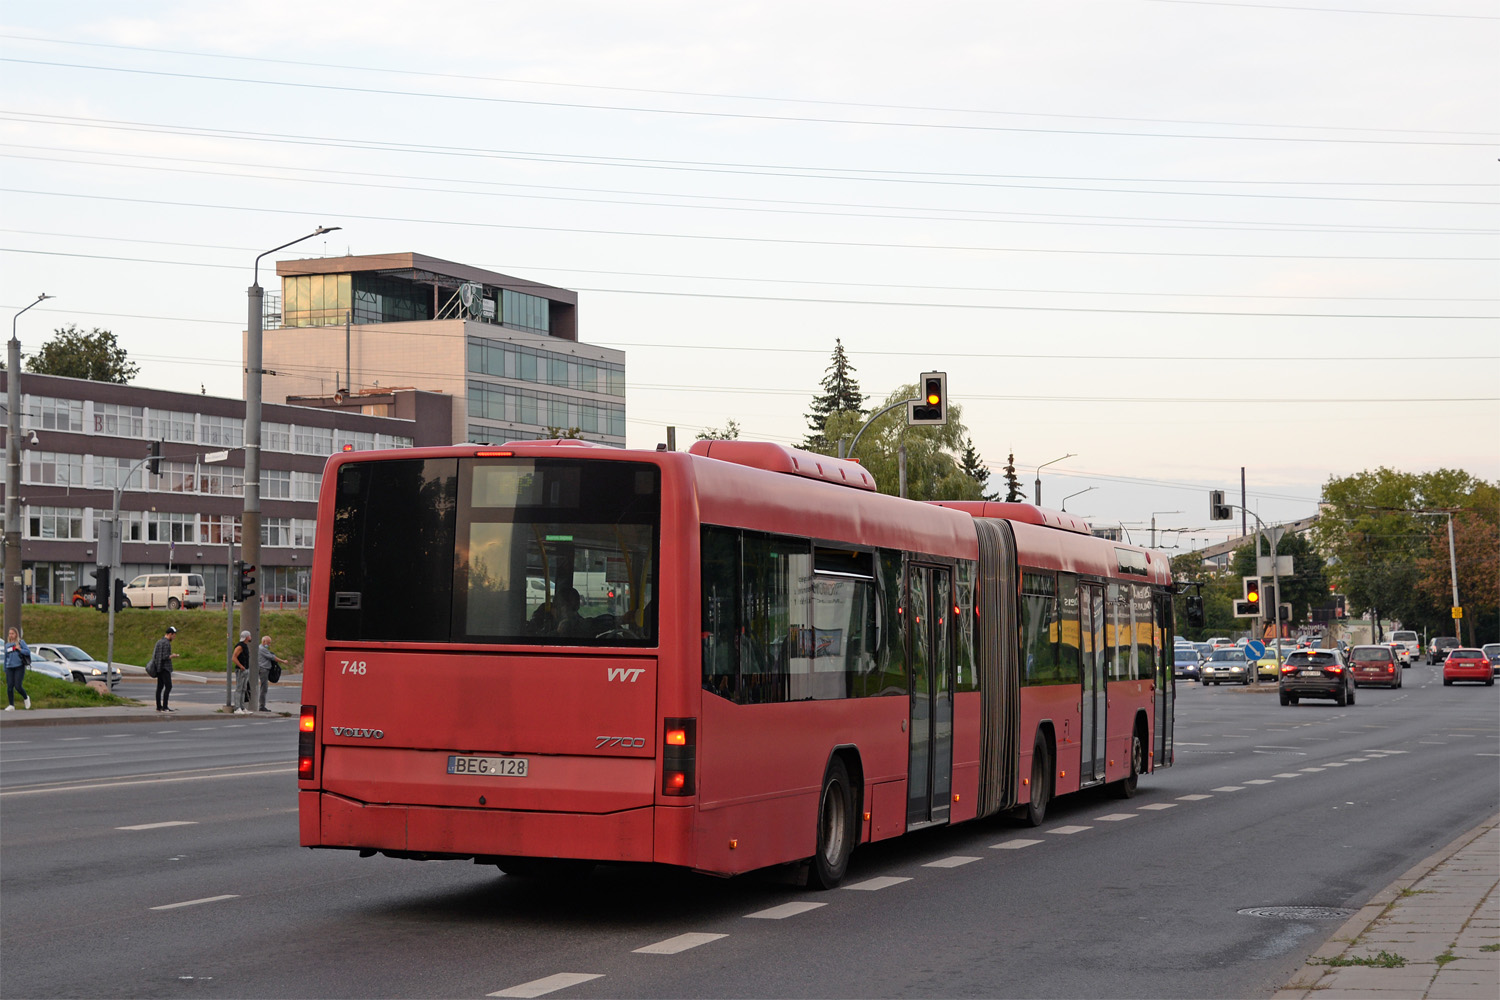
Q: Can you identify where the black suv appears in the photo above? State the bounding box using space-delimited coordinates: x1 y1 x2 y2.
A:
1427 636 1460 664
1279 648 1355 706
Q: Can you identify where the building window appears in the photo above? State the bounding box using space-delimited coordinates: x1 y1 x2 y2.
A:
501 289 550 333
293 425 334 456
95 510 147 542
24 451 84 487
262 518 291 547
24 396 84 432
335 430 375 452
27 506 85 540
201 464 244 497
198 514 240 545
94 403 145 438
262 468 292 500
264 422 291 453
282 273 353 328
154 462 199 494
292 471 321 502
374 433 412 450
147 512 196 543
292 519 316 548
93 457 145 492
148 410 196 444
200 414 244 448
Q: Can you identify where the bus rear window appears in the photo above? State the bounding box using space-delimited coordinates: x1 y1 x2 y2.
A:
327 456 659 645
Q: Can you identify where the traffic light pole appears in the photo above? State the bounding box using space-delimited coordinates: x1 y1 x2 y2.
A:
105 454 156 676
1228 504 1282 685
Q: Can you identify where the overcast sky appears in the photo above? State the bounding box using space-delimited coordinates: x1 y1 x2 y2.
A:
2 0 1495 550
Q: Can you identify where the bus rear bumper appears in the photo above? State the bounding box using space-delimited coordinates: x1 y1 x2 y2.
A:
303 790 655 863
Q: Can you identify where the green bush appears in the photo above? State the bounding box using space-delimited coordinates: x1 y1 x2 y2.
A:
16 605 306 674
14 671 137 709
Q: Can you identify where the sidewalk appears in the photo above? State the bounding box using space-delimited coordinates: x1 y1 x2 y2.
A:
1274 814 1500 1000
0 669 300 727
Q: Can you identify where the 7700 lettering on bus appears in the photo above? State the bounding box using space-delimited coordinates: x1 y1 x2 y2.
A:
447 756 529 776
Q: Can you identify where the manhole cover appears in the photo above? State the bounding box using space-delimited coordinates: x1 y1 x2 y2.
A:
1238 906 1355 921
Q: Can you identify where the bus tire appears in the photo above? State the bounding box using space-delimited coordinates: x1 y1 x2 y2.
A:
1109 731 1142 799
1022 738 1051 827
809 757 855 889
495 857 595 881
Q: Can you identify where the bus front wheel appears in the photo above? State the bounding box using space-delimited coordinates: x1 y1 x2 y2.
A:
809 757 855 889
1022 738 1052 827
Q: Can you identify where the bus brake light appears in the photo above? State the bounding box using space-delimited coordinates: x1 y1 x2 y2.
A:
662 717 696 796
298 706 317 780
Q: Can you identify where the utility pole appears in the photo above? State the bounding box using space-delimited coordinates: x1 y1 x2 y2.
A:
6 293 52 639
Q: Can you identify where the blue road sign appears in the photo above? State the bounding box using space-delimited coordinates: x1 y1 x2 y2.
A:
1246 640 1267 659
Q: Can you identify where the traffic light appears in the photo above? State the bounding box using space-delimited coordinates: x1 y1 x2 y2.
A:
93 566 110 613
234 559 257 601
1243 576 1262 612
147 440 162 477
909 372 948 425
1262 582 1278 618
1185 594 1204 628
1209 490 1232 521
112 577 127 612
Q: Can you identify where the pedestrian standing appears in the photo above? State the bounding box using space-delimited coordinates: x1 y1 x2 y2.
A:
231 630 252 714
4 626 31 711
257 635 282 712
150 626 180 713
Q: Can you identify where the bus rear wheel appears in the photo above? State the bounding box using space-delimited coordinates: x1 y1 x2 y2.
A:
1022 738 1052 827
1109 732 1142 799
809 757 855 889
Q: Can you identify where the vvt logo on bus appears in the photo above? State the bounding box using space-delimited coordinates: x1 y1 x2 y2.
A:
608 667 645 683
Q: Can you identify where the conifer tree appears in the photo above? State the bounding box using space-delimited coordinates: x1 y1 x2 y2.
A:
803 339 865 453
1003 452 1025 502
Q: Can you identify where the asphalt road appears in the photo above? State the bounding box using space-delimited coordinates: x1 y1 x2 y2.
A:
1 660 1495 999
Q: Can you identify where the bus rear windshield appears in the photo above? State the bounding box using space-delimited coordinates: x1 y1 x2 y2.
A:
328 456 659 645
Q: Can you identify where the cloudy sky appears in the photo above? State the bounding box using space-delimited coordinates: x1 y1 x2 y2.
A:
2 0 1495 550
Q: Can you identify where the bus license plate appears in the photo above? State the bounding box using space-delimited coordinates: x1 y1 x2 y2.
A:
447 755 528 777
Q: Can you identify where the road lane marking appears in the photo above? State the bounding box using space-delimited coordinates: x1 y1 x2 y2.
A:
1175 742 1209 746
489 974 603 998
1322 762 1348 767
1273 773 1304 778
59 737 89 741
1093 813 1138 821
633 933 726 954
150 894 238 911
924 856 981 868
1048 825 1093 835
746 901 826 919
118 820 198 831
1177 794 1212 801
1138 803 1176 810
102 734 131 739
1244 779 1275 785
1211 786 1245 792
1418 741 1446 744
1255 746 1303 750
991 838 1044 849
1300 767 1326 772
845 876 911 890
0 766 295 797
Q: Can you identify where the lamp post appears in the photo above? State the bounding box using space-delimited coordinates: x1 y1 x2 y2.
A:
1061 487 1094 511
1033 453 1075 506
1150 510 1182 549
245 227 338 713
6 293 52 638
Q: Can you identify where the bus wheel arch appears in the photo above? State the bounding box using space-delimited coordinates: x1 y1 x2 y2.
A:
808 749 860 890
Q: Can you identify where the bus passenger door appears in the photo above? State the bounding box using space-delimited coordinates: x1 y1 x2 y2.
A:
908 565 954 829
1079 583 1107 785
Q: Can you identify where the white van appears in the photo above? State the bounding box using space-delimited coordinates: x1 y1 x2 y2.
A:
121 573 206 610
1391 630 1420 659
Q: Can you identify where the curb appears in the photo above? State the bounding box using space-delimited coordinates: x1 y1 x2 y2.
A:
0 708 295 727
1274 812 1500 998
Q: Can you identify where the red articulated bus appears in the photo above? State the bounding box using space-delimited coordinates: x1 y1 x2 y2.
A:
297 439 1174 886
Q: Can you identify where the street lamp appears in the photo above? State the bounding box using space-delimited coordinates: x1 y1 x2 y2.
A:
1034 453 1075 506
245 226 338 713
1150 510 1182 549
1061 487 1094 511
6 293 52 638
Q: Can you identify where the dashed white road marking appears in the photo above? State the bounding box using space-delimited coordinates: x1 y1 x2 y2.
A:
118 820 198 831
489 973 603 998
1137 803 1177 811
1419 741 1447 745
1300 767 1326 772
991 838 1044 849
746 901 826 919
1211 786 1245 792
633 933 726 955
924 856 981 868
1093 813 1138 822
1255 745 1303 750
1175 742 1209 746
1244 779 1275 785
102 734 131 739
59 737 89 741
1272 773 1304 778
1322 762 1348 767
1178 794 1213 801
1048 825 1093 835
844 876 911 890
150 894 238 911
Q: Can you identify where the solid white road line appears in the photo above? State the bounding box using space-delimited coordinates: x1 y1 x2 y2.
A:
990 838 1044 849
1048 825 1093 835
117 820 198 831
489 973 603 998
844 876 912 890
745 901 826 919
923 856 981 868
633 933 726 955
150 894 238 911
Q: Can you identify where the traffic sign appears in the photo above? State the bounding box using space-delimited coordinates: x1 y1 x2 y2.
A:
1246 640 1266 659
1452 606 1463 619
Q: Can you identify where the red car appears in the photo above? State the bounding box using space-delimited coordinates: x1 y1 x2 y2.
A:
1442 649 1493 687
1349 645 1401 688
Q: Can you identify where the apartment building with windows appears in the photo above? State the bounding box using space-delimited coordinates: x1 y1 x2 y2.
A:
260 252 625 447
0 372 450 605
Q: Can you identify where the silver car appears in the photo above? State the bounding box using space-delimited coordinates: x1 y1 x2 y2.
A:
30 643 122 686
1202 647 1252 685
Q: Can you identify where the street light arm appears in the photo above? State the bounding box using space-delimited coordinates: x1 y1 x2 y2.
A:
252 226 342 288
844 394 920 459
1033 453 1075 505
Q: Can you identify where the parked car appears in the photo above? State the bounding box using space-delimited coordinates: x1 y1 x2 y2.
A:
120 572 205 610
70 584 96 607
1441 649 1493 687
1427 636 1461 664
1202 647 1252 685
25 655 73 684
29 643 121 686
1279 648 1355 706
1173 646 1202 681
1390 630 1421 660
1483 643 1500 677
1349 645 1402 689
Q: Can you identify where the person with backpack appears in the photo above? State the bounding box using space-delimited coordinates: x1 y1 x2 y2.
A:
231 630 252 714
4 626 32 711
149 626 180 713
256 635 283 713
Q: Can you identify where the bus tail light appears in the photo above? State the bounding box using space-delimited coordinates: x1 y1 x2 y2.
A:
662 717 696 796
298 706 317 781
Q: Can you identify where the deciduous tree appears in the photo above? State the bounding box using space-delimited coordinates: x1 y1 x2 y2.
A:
23 324 139 383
